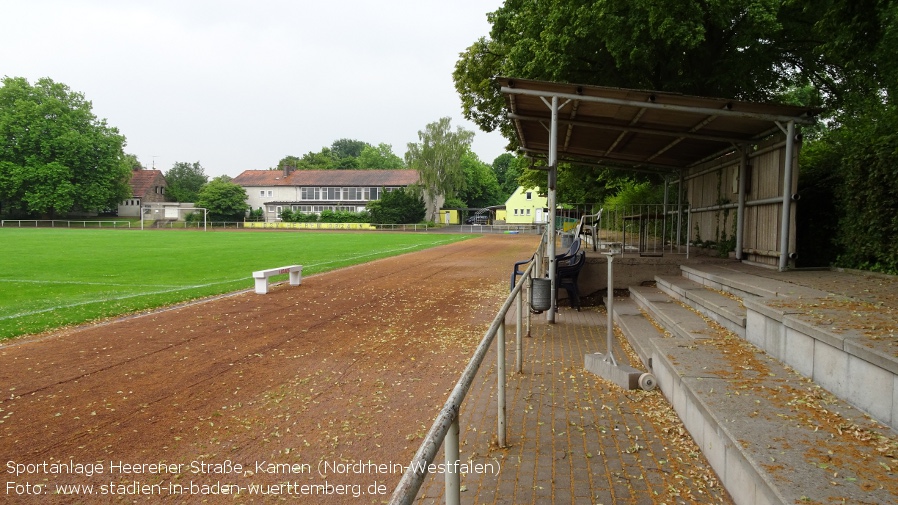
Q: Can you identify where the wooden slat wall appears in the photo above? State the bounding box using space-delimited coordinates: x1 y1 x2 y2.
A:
686 135 799 266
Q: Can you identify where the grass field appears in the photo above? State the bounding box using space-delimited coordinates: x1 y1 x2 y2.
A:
0 228 474 340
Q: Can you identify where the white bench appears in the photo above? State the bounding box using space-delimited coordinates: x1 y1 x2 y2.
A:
252 265 302 294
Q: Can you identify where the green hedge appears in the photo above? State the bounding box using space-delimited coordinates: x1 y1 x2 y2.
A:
799 102 898 274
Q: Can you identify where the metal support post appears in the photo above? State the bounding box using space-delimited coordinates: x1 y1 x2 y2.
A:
736 148 748 260
662 177 669 252
546 95 559 323
525 277 532 337
677 170 684 250
497 320 507 447
778 121 796 271
444 415 460 505
604 251 618 366
516 288 523 373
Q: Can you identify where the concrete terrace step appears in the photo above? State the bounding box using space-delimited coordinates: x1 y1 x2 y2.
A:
683 263 898 433
629 285 719 340
609 298 665 371
651 334 898 505
609 291 898 505
680 264 830 299
656 275 747 337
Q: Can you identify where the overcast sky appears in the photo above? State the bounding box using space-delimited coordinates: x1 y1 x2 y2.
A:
2 0 509 178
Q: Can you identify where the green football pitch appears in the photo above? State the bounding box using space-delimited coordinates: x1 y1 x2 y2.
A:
0 228 474 340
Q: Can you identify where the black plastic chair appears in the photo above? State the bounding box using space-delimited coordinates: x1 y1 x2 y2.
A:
556 251 586 311
510 238 582 292
510 254 535 292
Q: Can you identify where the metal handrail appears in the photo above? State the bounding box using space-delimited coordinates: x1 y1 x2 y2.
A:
388 247 540 505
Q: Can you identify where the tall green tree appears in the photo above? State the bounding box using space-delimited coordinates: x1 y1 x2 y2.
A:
165 161 208 203
453 0 859 147
366 188 425 224
330 138 369 162
358 143 405 169
275 155 301 170
405 117 475 221
195 178 249 221
297 148 337 169
457 152 502 209
492 153 522 197
293 139 374 169
0 77 131 217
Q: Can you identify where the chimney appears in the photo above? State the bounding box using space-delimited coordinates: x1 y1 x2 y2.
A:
283 165 295 177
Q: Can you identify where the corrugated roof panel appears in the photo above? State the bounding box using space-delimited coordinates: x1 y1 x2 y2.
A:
500 78 819 172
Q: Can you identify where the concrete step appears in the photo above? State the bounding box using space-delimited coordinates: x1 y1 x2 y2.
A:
629 286 719 340
680 264 829 299
610 288 898 505
609 298 665 371
656 275 747 337
651 334 897 505
682 263 898 433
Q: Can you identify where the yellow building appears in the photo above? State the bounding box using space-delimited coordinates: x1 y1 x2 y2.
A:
504 186 549 225
438 209 460 225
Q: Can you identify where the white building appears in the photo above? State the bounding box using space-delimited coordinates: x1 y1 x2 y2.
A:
232 168 419 222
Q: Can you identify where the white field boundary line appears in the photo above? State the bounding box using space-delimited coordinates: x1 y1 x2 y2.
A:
0 239 462 322
0 279 241 321
0 279 185 288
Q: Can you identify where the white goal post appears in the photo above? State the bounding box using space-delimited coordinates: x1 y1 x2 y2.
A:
140 206 208 231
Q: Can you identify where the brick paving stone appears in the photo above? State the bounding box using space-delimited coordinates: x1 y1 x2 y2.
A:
415 306 734 504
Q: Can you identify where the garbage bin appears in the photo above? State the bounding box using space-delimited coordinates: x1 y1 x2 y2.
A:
561 232 573 249
531 277 551 312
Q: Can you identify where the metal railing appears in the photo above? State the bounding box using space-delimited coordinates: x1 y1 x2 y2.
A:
458 223 542 234
587 204 689 256
389 237 546 505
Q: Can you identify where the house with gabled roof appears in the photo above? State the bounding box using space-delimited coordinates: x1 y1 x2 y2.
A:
233 167 420 222
118 168 168 217
504 186 549 225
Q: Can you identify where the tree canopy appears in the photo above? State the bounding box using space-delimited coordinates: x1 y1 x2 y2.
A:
358 143 405 169
0 77 132 217
453 1 861 140
165 161 208 203
456 152 503 209
195 178 249 221
366 188 425 224
453 0 898 272
284 139 405 170
405 117 475 221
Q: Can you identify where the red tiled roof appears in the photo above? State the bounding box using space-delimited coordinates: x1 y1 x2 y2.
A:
232 169 419 187
129 170 165 198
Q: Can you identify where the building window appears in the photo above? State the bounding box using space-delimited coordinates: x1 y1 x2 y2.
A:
526 209 531 215
267 190 273 197
525 191 532 200
260 190 265 197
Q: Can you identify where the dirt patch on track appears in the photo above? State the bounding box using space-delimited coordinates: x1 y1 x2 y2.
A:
0 234 539 503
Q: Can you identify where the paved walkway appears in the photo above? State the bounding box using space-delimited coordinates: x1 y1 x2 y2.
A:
415 306 734 505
